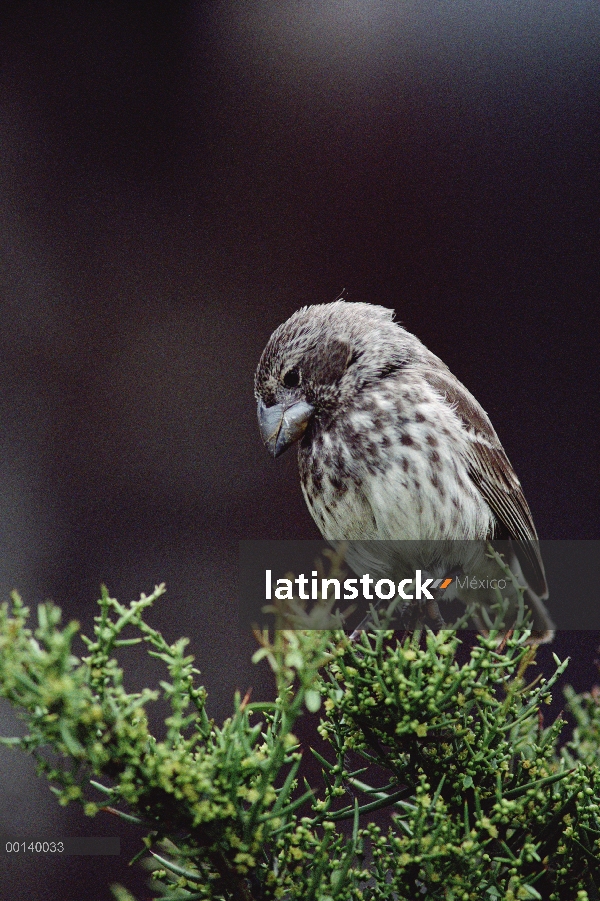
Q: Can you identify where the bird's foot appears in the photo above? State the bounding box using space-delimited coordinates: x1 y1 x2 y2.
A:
425 596 446 630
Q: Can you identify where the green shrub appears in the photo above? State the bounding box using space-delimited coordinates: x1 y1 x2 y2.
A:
1 579 599 900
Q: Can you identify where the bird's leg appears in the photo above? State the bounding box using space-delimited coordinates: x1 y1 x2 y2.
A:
398 598 423 631
350 565 465 640
425 595 446 630
396 571 441 631
400 565 466 632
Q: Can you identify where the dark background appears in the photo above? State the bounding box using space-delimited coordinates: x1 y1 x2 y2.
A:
0 2 598 898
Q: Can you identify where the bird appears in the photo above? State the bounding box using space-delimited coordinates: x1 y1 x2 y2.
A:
254 300 554 642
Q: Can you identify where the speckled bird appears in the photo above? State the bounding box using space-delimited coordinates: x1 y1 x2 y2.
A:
254 300 553 640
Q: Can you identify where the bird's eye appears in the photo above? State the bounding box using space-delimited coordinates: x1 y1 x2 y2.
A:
282 368 300 388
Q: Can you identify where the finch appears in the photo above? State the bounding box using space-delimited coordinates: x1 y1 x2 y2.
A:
254 300 553 641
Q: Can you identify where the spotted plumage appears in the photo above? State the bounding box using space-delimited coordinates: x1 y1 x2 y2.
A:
255 300 553 641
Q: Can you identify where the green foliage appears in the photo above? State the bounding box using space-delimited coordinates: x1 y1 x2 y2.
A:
1 584 600 900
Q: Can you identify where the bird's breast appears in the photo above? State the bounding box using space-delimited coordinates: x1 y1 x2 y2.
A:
298 399 493 542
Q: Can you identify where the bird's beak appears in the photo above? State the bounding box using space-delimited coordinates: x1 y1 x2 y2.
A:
257 399 315 458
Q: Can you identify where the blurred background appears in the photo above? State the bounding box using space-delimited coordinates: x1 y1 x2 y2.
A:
0 1 598 897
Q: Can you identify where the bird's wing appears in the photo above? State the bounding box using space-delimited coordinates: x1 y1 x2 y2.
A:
421 365 548 597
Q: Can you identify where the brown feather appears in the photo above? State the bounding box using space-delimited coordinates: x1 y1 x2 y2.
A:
421 366 548 597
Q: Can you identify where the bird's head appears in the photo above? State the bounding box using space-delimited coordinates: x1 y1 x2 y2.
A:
254 300 413 457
